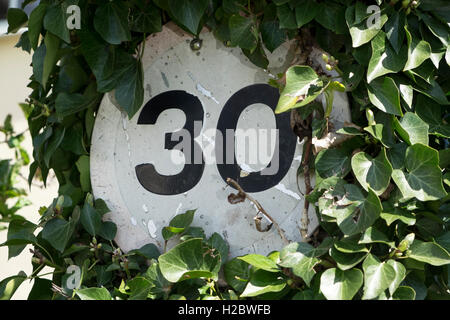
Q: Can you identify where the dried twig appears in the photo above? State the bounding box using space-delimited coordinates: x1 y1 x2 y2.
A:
226 178 289 245
300 137 313 241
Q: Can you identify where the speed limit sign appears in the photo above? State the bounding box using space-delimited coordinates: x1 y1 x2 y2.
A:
91 23 351 257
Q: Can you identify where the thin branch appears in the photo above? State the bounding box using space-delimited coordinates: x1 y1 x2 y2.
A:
300 137 313 241
226 178 289 245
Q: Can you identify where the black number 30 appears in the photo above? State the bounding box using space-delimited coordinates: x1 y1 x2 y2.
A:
135 84 297 195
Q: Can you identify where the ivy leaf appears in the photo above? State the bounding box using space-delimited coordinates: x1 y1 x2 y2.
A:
240 270 286 298
260 20 286 53
391 144 447 201
277 4 297 29
335 185 382 236
320 268 363 300
168 0 208 35
127 277 152 300
76 287 112 300
158 238 221 282
114 58 144 119
387 260 406 296
42 218 75 253
43 3 70 43
0 272 27 300
367 77 403 116
41 32 60 89
345 4 388 48
130 1 162 34
362 254 396 300
385 11 405 54
315 2 347 34
367 31 407 83
98 221 117 241
408 240 450 266
416 95 450 138
380 202 416 226
275 66 322 114
6 218 37 259
351 149 393 196
315 148 352 179
162 210 195 240
94 0 131 45
7 8 28 34
295 0 319 28
403 26 431 71
359 226 395 248
229 15 258 51
224 258 250 293
76 155 91 192
80 202 102 237
330 247 368 271
278 242 321 286
394 112 429 146
238 254 280 273
28 3 47 50
391 286 416 300
207 233 229 265
144 262 171 300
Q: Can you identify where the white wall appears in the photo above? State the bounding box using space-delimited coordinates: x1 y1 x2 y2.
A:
0 33 58 299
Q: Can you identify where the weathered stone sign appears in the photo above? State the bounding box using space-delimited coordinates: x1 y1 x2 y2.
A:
91 23 351 257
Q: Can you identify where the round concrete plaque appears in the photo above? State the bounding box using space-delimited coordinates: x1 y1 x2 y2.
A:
91 23 351 257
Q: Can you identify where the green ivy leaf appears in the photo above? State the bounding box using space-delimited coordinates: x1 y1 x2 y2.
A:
275 66 322 114
408 240 450 266
224 258 250 293
168 0 208 35
42 217 75 253
81 202 102 237
320 268 363 300
391 286 416 300
385 11 405 54
0 272 27 300
416 95 450 138
240 269 286 298
345 4 387 48
359 226 395 248
127 276 152 300
130 1 162 34
238 254 280 273
351 149 393 196
367 31 407 83
42 32 60 89
362 254 396 300
158 238 221 282
43 3 70 43
315 148 351 179
367 77 403 116
295 0 319 29
387 260 406 296
94 0 131 45
28 3 47 50
391 144 447 201
113 58 144 119
403 26 431 71
229 15 258 51
394 112 429 146
276 4 297 29
260 20 286 53
278 242 321 286
335 186 382 236
7 8 28 34
329 247 368 271
76 287 112 300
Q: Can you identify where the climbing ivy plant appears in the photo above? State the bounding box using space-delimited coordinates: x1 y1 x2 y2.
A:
1 0 450 300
